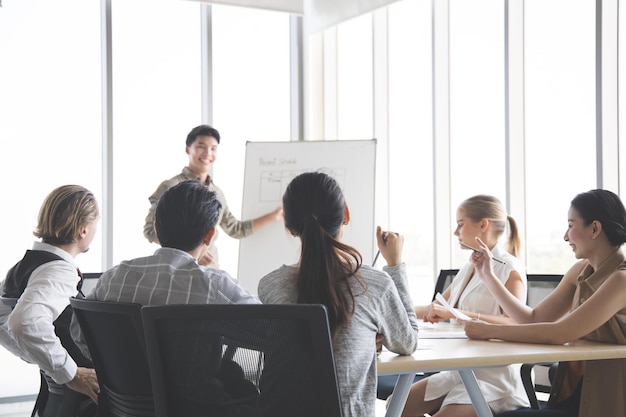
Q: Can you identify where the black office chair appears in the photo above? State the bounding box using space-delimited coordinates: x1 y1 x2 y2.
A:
78 273 102 297
526 274 562 308
141 303 344 417
519 274 563 409
69 298 154 417
431 269 460 301
376 269 460 400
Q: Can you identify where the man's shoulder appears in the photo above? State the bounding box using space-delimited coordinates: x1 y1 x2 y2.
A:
159 173 190 189
150 169 194 195
201 266 236 281
207 181 226 198
202 267 249 291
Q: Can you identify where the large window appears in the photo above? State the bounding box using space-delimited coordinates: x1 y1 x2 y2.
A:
211 5 291 275
111 0 202 265
0 0 101 398
0 0 622 403
111 2 291 277
524 0 596 273
336 13 374 139
449 0 506 267
388 0 434 305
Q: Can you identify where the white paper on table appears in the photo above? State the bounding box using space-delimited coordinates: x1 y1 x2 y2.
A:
418 325 467 339
435 293 472 321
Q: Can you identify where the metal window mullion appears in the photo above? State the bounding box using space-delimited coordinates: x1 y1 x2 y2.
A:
101 0 113 270
323 28 338 140
290 15 304 142
505 0 527 264
201 4 213 126
373 8 390 233
596 0 620 191
432 0 452 273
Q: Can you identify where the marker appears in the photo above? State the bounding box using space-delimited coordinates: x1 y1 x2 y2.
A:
460 242 506 264
372 232 389 266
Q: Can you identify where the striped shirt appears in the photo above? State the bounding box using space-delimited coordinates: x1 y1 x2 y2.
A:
86 247 259 306
71 247 258 362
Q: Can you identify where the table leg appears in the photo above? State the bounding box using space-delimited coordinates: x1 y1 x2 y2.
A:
458 369 493 417
384 373 414 417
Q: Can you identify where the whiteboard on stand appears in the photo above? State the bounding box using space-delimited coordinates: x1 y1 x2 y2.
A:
237 139 377 294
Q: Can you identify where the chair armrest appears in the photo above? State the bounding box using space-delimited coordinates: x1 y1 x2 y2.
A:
520 362 557 410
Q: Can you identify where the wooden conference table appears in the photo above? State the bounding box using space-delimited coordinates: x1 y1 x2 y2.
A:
378 323 626 417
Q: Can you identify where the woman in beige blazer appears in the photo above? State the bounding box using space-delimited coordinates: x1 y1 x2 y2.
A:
466 189 626 417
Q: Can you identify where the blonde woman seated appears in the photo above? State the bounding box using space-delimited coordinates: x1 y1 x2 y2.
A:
401 195 530 417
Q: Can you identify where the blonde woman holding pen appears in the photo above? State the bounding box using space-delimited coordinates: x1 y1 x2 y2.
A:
398 195 529 417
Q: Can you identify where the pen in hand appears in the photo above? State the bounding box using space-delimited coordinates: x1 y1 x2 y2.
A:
372 232 389 266
460 242 506 264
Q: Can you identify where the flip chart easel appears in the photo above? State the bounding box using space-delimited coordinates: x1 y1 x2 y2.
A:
237 139 377 294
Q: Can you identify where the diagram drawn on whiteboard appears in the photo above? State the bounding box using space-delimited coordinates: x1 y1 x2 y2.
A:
258 168 346 203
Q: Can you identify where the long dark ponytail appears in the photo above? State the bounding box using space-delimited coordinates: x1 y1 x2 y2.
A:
283 172 363 339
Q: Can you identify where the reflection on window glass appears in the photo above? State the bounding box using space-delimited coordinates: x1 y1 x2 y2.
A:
337 13 374 140
388 0 434 305
525 0 595 273
0 0 101 398
212 5 291 275
449 0 506 267
111 0 201 265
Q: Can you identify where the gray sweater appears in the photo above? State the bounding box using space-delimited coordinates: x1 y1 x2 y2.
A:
258 263 419 417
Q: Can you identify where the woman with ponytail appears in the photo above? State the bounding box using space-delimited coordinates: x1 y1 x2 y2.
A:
401 195 530 417
258 171 418 417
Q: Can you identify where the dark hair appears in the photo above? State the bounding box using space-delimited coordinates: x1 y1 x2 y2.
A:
34 185 99 245
186 125 220 147
283 171 364 340
460 194 522 256
571 189 626 247
155 181 222 251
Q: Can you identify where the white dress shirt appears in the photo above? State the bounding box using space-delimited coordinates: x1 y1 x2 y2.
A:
0 242 80 384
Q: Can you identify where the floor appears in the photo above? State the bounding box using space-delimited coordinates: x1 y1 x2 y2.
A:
0 400 34 417
0 399 389 417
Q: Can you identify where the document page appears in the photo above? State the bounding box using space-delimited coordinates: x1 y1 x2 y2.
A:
418 321 467 339
435 293 472 321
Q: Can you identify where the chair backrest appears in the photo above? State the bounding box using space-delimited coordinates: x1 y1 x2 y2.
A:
432 269 459 301
69 298 154 417
526 274 562 308
141 303 343 417
431 270 562 307
520 274 564 409
80 272 102 296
